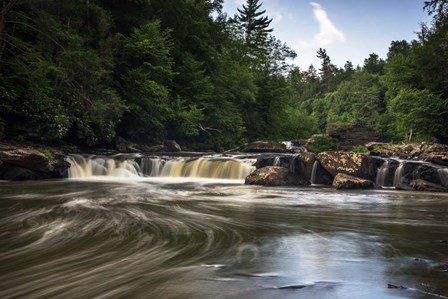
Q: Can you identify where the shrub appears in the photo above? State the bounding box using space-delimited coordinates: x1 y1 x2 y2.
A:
308 134 339 153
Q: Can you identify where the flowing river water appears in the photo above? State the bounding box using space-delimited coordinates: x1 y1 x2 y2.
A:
0 156 448 298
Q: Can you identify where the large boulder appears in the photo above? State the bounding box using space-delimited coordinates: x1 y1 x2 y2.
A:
114 136 140 153
328 124 380 151
409 179 448 192
245 141 287 153
316 152 382 181
245 166 302 186
332 173 375 190
0 147 69 180
164 140 182 152
255 153 317 184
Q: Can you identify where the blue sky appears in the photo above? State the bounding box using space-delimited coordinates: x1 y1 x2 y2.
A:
222 0 431 69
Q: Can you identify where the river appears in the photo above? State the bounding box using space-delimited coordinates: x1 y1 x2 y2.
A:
1 174 447 298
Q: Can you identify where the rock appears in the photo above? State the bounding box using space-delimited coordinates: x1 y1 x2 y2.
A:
332 173 375 190
0 164 53 180
141 144 164 152
163 140 182 152
316 151 383 180
254 153 316 185
0 147 69 180
409 179 448 192
0 148 49 170
114 137 140 153
245 141 287 153
421 152 448 166
328 124 380 151
245 166 301 186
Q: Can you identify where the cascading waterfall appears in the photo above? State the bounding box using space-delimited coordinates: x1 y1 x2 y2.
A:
376 160 390 187
67 155 255 180
273 157 281 166
140 158 164 176
67 155 141 178
393 162 405 187
310 160 318 185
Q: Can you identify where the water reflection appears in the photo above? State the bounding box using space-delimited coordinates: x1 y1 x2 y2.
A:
0 179 447 298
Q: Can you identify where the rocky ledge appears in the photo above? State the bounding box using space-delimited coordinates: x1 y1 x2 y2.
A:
0 144 69 180
246 151 448 192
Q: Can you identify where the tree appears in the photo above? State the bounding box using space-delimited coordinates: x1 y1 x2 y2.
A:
363 53 386 75
388 88 448 142
237 0 273 55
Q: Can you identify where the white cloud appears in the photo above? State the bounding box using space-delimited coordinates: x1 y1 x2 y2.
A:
299 2 345 48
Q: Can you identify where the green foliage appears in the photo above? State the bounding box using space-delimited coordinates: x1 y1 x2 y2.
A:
279 105 318 140
326 121 356 135
388 88 448 141
308 135 339 153
351 145 370 154
1 0 447 149
37 147 53 159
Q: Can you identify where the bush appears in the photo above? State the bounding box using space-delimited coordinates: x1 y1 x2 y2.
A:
308 134 339 153
351 145 369 154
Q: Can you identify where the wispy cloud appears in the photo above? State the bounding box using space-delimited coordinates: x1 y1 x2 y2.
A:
299 2 345 48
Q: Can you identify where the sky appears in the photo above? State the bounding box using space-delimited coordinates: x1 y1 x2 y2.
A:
222 0 432 69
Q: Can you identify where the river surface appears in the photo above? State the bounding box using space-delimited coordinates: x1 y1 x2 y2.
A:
1 178 447 299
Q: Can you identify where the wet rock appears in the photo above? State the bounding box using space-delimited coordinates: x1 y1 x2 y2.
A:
316 152 382 180
421 152 448 166
245 141 287 153
245 166 303 186
164 140 182 152
409 179 448 192
332 173 375 190
0 147 69 180
114 136 140 153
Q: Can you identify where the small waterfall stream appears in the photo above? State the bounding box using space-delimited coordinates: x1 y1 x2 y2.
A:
310 160 318 185
376 160 390 187
393 162 405 187
67 155 255 180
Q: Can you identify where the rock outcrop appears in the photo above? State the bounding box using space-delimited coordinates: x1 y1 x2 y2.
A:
366 142 448 166
245 166 301 186
164 140 182 152
316 152 383 181
332 173 375 190
329 124 380 151
409 179 448 192
0 147 69 180
245 141 287 153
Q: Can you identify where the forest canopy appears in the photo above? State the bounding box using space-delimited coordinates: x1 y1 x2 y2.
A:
1 0 447 150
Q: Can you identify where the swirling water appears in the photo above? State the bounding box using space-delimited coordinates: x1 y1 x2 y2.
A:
1 178 447 299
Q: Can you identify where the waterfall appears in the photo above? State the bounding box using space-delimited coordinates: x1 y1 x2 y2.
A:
376 160 390 187
140 158 164 176
393 162 405 187
310 160 318 185
438 168 448 188
67 155 255 180
273 157 280 166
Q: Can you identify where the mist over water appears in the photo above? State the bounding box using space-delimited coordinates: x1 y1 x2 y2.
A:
1 178 447 299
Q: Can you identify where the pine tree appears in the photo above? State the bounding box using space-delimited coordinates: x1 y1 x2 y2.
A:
237 0 273 55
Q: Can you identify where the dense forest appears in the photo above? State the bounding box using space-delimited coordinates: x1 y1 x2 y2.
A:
0 0 447 150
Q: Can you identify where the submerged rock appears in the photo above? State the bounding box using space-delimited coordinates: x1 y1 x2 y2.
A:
409 179 448 192
332 173 375 190
245 166 302 186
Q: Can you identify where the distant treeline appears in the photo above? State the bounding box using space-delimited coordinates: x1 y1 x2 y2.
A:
0 0 447 149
